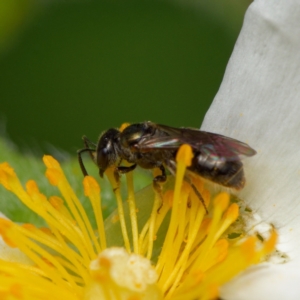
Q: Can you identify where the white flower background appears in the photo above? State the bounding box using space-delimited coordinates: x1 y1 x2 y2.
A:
201 0 300 299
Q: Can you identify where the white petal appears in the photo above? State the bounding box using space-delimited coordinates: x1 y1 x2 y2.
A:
201 0 300 298
0 212 32 264
220 263 300 300
0 212 9 220
0 236 32 264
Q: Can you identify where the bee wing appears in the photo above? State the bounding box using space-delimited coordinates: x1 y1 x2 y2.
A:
137 124 256 161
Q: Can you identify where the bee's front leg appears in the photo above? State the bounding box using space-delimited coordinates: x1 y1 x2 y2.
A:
115 163 137 181
109 164 137 192
82 135 97 162
116 164 137 174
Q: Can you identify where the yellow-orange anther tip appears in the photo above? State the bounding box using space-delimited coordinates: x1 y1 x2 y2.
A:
26 180 39 194
214 192 230 211
181 181 191 195
21 223 36 231
0 163 17 190
119 123 131 132
43 155 60 169
98 256 112 269
83 176 101 196
264 230 278 254
0 162 14 174
49 196 64 209
241 236 256 262
215 238 229 250
176 144 194 166
200 218 212 234
0 217 12 229
45 169 61 186
40 227 52 235
224 203 239 222
0 219 16 247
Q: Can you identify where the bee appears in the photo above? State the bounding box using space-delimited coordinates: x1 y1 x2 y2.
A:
77 121 256 212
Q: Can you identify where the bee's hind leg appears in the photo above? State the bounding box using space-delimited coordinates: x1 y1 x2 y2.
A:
166 161 208 214
189 182 208 214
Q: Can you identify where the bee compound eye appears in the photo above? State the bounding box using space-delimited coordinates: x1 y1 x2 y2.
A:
97 148 106 166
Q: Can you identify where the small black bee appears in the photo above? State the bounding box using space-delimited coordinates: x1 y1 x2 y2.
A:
78 122 256 211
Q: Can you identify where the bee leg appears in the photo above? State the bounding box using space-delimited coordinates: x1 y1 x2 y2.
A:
189 182 208 214
153 165 167 183
82 135 97 161
77 136 97 177
116 164 137 174
82 135 97 147
77 148 95 177
165 162 208 213
110 164 137 191
153 165 167 213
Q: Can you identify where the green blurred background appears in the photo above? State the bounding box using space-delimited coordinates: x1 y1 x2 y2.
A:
0 0 250 155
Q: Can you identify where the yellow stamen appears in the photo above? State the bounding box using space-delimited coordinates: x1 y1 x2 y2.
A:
105 166 131 253
138 191 171 257
156 144 193 276
164 194 205 298
0 218 81 293
145 188 160 259
126 171 139 254
83 176 106 250
192 193 230 269
44 155 98 260
263 229 278 255
49 196 75 223
0 259 80 299
0 143 278 300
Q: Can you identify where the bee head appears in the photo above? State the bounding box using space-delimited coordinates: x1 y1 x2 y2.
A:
96 128 120 177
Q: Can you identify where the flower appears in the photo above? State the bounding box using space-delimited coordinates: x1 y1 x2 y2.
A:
0 143 276 300
2 0 297 298
201 0 300 299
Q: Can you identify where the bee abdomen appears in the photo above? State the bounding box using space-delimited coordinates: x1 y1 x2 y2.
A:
189 153 246 190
